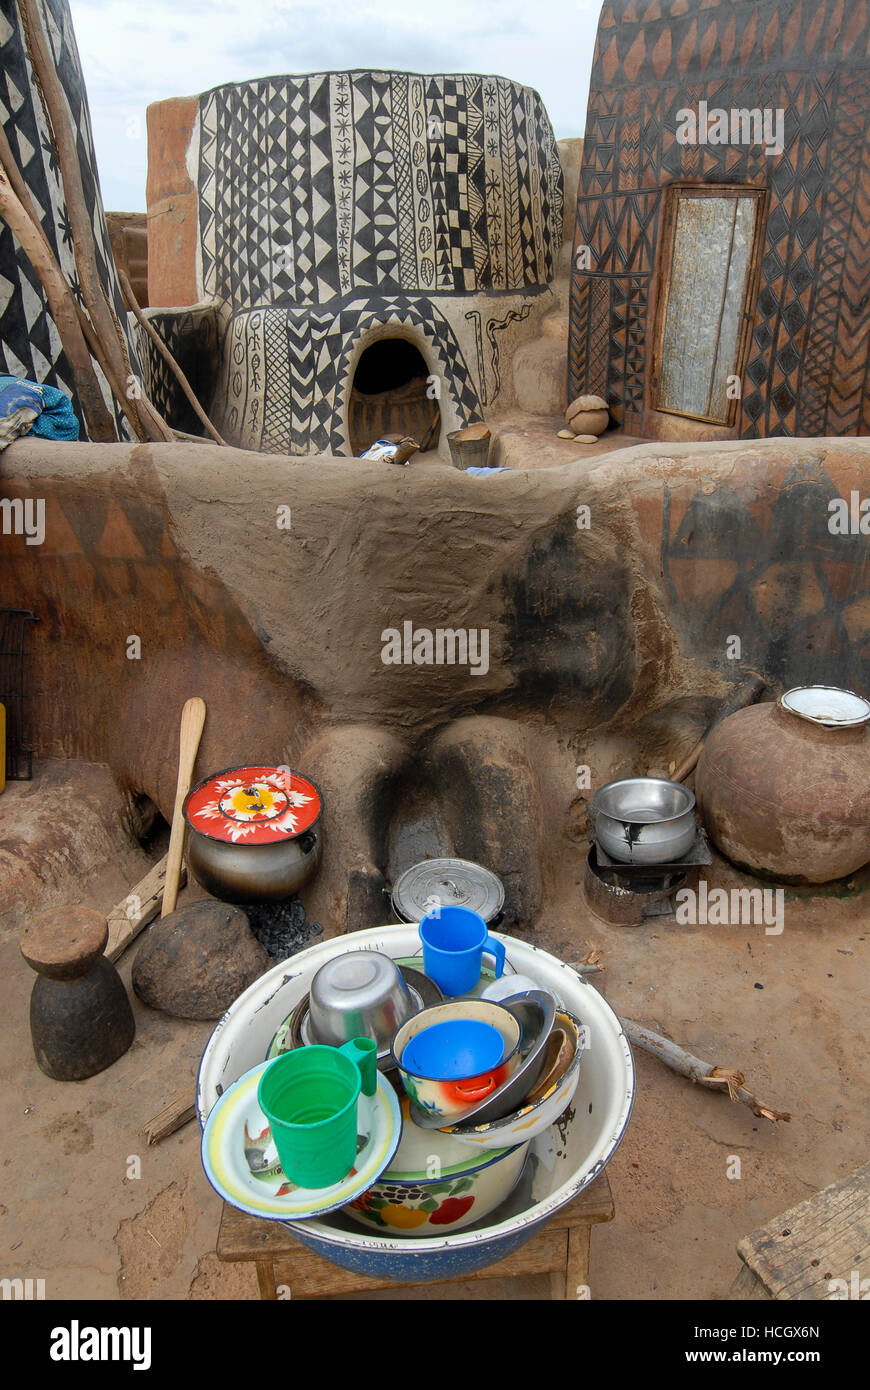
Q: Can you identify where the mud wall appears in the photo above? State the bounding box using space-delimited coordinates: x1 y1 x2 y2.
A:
2 436 869 926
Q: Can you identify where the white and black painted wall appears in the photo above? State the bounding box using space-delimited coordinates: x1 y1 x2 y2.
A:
0 0 143 439
152 70 566 454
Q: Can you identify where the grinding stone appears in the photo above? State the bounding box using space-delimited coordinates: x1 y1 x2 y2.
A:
132 899 270 1020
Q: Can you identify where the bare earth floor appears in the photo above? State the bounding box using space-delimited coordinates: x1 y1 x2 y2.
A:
1 760 866 1301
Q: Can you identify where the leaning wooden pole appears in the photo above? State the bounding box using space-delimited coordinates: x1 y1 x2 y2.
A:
118 270 227 446
18 0 172 444
0 131 116 440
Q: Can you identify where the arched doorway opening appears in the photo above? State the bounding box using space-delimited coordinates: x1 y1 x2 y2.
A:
348 336 440 456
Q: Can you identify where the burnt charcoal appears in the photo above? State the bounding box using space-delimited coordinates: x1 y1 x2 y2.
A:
241 894 323 960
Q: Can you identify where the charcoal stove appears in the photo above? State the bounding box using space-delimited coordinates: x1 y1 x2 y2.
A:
582 826 712 926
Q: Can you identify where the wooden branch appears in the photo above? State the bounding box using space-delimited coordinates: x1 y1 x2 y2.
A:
671 673 767 783
105 854 186 961
143 1091 197 1145
70 299 145 441
622 1018 791 1124
0 139 115 441
18 0 172 445
118 271 227 446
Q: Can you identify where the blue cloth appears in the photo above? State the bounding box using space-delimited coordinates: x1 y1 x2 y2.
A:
464 465 512 475
0 374 79 441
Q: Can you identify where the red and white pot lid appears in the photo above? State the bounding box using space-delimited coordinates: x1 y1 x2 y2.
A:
184 766 322 845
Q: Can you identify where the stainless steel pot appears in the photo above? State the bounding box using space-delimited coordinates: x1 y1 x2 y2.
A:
185 825 322 902
589 777 697 865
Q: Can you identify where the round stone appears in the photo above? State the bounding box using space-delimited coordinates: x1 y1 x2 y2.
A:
132 898 270 1019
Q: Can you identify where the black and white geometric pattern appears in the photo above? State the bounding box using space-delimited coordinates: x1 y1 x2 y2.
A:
0 0 143 440
197 72 563 308
212 293 484 455
134 304 220 435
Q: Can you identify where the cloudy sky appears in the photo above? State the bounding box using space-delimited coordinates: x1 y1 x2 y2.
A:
71 0 601 211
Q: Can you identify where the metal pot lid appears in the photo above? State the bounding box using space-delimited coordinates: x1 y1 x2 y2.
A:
184 765 322 844
391 858 504 923
779 686 870 728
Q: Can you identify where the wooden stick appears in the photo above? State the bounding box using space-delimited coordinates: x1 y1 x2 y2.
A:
671 673 767 783
419 406 441 453
118 270 227 446
18 0 171 445
622 1018 790 1124
143 1092 197 1145
105 853 186 961
162 697 206 918
0 145 115 441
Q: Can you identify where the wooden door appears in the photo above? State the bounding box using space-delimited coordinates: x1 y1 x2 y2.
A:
654 187 765 425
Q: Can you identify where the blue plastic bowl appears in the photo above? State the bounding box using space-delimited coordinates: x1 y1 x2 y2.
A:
401 1020 505 1080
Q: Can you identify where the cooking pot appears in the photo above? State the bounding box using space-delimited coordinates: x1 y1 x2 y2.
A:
183 765 323 902
589 778 697 864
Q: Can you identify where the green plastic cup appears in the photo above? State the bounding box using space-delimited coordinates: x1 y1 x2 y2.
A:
257 1038 377 1189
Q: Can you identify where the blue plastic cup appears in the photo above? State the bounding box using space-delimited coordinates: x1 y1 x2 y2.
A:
418 905 506 996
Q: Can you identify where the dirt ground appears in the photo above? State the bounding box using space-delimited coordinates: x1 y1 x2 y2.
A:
1 758 866 1302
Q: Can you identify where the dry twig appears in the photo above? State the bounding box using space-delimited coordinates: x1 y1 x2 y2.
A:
622 1018 791 1124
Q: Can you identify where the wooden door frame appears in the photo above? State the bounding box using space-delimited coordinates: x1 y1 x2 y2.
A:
649 182 769 429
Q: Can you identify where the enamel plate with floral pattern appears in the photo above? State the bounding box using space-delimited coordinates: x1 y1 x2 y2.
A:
184 765 322 845
201 1062 402 1220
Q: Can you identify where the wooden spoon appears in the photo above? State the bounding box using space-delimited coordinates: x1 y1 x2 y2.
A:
162 697 206 918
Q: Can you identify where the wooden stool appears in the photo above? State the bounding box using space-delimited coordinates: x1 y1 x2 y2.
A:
729 1161 870 1300
21 905 135 1080
217 1169 613 1300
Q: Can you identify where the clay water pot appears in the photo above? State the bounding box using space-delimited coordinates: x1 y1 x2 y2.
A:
695 702 870 883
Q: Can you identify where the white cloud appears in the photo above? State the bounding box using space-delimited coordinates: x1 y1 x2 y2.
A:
70 0 599 210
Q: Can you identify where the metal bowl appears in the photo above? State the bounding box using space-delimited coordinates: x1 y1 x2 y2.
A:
265 965 442 1071
589 777 697 864
308 951 416 1051
430 1009 584 1149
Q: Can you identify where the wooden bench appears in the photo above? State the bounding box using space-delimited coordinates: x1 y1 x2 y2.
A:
729 1160 870 1300
217 1169 613 1300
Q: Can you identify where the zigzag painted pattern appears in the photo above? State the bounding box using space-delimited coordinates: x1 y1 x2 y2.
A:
196 72 561 304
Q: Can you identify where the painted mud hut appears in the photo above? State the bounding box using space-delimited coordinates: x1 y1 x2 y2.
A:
568 0 870 440
146 74 564 455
